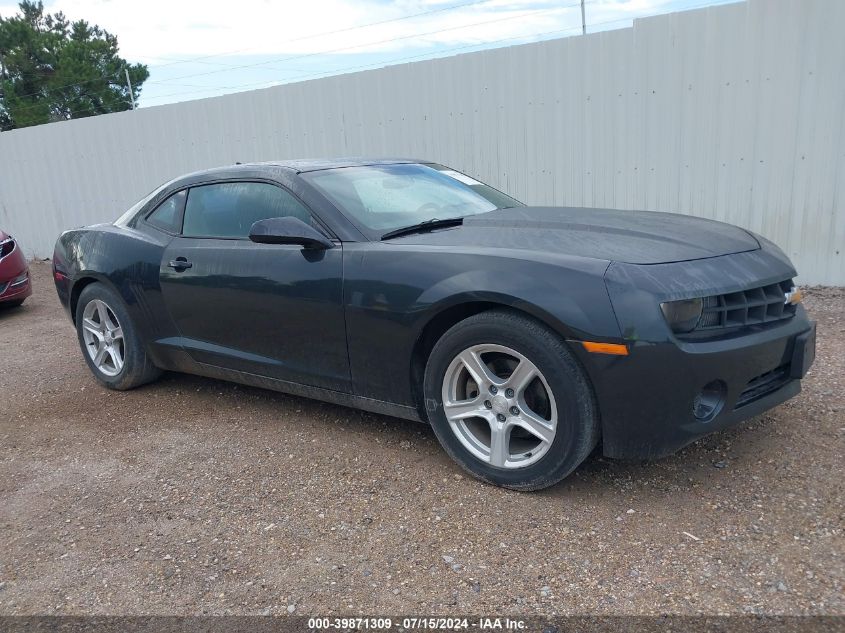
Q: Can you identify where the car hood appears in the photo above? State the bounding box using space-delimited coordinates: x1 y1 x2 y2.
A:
389 207 760 264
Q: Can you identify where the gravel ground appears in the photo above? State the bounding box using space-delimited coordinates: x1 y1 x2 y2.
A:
0 262 842 616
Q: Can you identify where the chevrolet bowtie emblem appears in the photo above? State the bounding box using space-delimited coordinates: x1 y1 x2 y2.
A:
784 286 803 306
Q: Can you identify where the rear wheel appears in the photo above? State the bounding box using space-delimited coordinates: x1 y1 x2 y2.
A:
75 282 161 390
423 310 598 490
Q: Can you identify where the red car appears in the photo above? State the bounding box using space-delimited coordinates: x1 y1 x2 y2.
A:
0 231 32 307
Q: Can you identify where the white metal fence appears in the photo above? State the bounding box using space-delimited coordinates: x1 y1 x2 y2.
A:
1 0 843 284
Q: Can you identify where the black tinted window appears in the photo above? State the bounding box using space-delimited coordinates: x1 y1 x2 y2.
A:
183 182 313 238
146 190 186 233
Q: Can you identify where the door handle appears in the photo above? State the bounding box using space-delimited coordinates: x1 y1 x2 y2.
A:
168 258 193 271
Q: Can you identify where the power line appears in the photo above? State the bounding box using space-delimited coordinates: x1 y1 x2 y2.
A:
0 0 504 105
306 0 737 84
140 0 736 103
6 0 733 117
4 0 595 116
143 0 498 70
147 3 574 85
142 0 715 106
146 8 616 104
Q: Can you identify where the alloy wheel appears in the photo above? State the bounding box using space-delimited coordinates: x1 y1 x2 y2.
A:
441 344 557 469
81 299 125 377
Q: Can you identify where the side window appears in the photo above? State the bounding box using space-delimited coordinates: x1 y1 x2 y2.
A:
182 182 315 239
145 190 186 233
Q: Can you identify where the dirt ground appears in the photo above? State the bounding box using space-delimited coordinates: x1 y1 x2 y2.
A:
0 261 842 616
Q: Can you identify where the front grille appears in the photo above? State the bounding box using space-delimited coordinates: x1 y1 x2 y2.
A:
697 279 797 331
0 281 8 296
735 364 791 409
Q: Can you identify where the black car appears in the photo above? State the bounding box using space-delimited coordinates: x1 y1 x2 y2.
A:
52 159 816 490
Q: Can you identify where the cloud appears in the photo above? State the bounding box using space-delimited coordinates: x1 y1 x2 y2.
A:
0 0 674 64
0 0 717 105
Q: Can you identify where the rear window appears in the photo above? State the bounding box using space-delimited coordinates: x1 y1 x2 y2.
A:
145 190 186 234
114 182 170 227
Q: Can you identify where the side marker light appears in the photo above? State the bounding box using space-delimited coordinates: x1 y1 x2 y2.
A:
581 341 629 356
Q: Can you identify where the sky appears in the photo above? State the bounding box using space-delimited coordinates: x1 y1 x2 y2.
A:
0 0 740 108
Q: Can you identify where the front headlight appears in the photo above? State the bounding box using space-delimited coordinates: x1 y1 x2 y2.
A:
660 298 703 333
0 237 14 259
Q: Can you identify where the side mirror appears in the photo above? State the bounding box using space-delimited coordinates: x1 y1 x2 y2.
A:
249 217 334 250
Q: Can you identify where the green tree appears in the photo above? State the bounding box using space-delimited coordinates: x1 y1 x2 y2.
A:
0 1 148 130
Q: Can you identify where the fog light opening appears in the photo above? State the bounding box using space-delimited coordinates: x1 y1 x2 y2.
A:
693 380 726 422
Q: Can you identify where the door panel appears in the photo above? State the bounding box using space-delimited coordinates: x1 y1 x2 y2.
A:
159 238 349 392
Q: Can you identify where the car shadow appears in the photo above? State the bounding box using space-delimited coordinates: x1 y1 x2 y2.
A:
0 303 28 321
140 370 779 500
538 415 781 500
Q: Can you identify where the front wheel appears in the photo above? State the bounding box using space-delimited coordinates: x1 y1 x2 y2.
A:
75 282 161 390
423 310 599 491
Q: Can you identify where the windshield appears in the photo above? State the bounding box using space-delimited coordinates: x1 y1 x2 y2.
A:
301 163 523 238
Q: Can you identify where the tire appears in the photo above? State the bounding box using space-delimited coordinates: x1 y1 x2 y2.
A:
423 309 599 491
75 282 161 390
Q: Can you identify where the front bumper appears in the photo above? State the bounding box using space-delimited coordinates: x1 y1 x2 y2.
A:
582 313 815 459
0 269 32 303
0 236 32 304
586 245 815 459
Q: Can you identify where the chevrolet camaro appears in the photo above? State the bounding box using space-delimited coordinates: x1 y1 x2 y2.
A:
52 159 816 490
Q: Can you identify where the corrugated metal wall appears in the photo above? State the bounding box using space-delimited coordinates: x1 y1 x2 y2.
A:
1 0 843 284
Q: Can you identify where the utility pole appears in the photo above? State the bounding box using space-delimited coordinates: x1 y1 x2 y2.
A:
581 0 586 35
0 51 9 132
0 51 7 114
124 68 136 110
